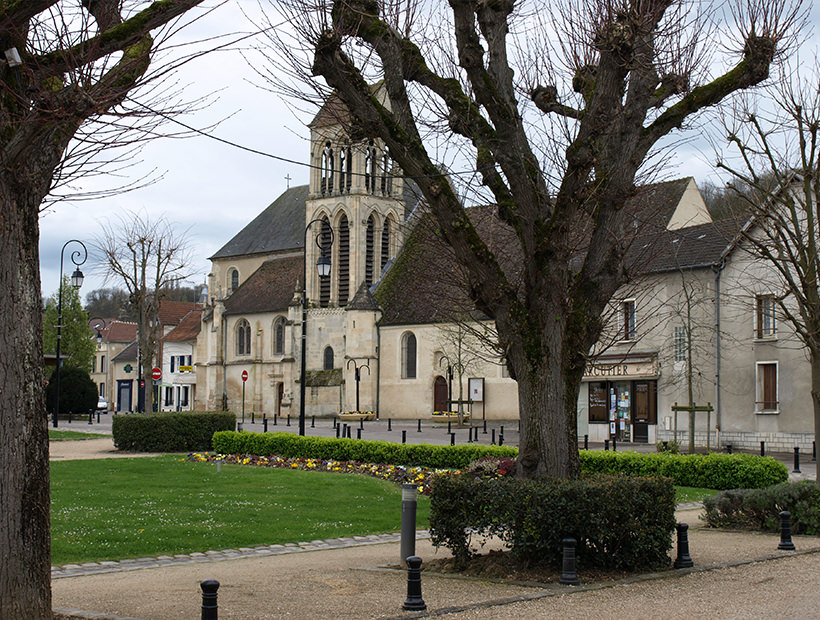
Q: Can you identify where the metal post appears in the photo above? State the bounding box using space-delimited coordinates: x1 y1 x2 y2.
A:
252 410 255 424
241 380 245 425
274 413 278 426
483 419 487 434
813 440 816 462
388 418 392 431
450 432 455 446
559 538 580 585
491 428 496 445
359 418 364 430
417 419 422 432
311 415 315 428
447 420 451 434
793 447 801 473
778 511 796 550
604 439 609 451
402 430 407 444
584 434 588 450
200 579 219 620
402 556 426 611
88 411 93 425
400 484 417 566
612 437 616 452
96 410 100 423
336 424 340 439
263 415 268 433
760 441 765 457
356 428 362 440
674 523 694 568
287 414 291 427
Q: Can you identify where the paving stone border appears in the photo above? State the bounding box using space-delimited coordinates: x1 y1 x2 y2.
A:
51 530 431 579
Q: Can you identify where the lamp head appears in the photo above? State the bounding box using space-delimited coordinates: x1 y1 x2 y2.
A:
70 268 84 289
316 255 331 278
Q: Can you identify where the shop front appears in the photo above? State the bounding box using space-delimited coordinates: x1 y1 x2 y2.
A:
584 353 658 444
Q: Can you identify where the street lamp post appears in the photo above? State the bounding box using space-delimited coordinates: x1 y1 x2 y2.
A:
299 219 334 436
439 355 453 411
52 240 87 428
346 358 371 413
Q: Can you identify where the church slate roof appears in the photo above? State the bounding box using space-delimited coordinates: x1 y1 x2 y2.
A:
210 185 309 260
223 255 303 315
347 282 380 311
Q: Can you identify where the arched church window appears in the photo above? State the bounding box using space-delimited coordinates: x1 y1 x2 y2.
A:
344 145 352 192
380 218 391 273
228 268 239 294
338 215 350 306
401 332 417 379
321 142 334 195
365 215 375 288
236 319 251 356
319 217 332 307
273 317 285 355
381 150 392 196
323 346 334 371
365 141 378 194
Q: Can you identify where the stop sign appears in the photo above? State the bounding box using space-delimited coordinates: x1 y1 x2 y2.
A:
151 367 162 381
241 370 248 382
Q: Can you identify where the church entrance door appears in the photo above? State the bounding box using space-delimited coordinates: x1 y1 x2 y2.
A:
434 376 448 412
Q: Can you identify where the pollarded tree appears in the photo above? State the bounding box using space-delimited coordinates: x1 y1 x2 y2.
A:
0 2 205 617
717 60 820 483
260 0 801 479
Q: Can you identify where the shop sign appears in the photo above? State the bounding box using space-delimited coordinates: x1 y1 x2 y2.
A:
584 356 658 379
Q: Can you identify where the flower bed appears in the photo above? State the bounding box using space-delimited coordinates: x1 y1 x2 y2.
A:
187 452 449 494
431 411 469 422
338 411 376 421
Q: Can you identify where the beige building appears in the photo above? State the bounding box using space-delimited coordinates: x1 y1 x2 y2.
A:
194 103 815 452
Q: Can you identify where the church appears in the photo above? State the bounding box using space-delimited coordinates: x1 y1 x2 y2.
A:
194 97 817 452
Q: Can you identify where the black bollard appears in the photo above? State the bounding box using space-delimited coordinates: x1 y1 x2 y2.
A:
200 579 219 620
360 418 364 430
558 538 580 586
612 437 617 452
468 426 473 443
483 419 487 434
491 428 496 445
499 432 504 446
274 413 278 426
500 425 504 438
88 411 93 425
252 411 255 424
793 447 801 473
402 430 407 444
357 428 362 440
417 419 422 433
335 424 340 439
263 415 268 433
584 434 588 450
778 510 796 551
402 556 427 611
447 420 451 434
673 523 694 568
312 415 315 429
68 410 72 423
761 441 765 457
604 439 609 451
726 443 732 454
400 484 418 566
96 410 101 423
388 418 392 432
450 432 455 446
287 415 291 427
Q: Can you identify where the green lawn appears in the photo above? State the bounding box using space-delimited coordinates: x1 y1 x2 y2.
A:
50 456 431 565
675 486 719 504
49 430 109 441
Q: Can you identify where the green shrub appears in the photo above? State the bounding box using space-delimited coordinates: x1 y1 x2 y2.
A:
46 366 97 415
429 473 676 571
703 481 820 534
579 450 788 489
211 431 517 469
113 411 236 452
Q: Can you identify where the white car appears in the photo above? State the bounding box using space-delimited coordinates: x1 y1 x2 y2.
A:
96 396 108 412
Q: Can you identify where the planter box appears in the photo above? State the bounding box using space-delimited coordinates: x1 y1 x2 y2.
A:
338 412 376 421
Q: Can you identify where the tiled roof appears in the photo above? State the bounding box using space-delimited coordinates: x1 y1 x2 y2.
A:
223 255 303 315
112 341 137 362
100 320 137 343
163 308 202 342
376 180 731 326
157 301 201 326
210 185 308 260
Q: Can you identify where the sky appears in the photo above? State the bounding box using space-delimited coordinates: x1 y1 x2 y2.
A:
37 0 818 301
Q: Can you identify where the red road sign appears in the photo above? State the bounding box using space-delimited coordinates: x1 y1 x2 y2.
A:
241 370 248 382
151 367 162 381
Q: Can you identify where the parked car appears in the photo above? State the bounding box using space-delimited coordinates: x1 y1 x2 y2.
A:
96 396 108 412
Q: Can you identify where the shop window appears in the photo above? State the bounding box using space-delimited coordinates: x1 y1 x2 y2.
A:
401 332 417 379
164 386 173 407
588 381 608 422
756 362 778 412
180 386 189 407
756 294 776 338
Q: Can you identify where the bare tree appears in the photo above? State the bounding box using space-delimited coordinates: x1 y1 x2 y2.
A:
717 60 820 483
96 212 193 414
0 4 206 615
437 320 486 424
258 0 801 479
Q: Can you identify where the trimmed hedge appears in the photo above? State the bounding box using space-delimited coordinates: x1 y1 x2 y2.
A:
430 473 676 570
113 411 236 452
211 431 517 469
703 481 820 534
212 431 787 489
579 450 788 490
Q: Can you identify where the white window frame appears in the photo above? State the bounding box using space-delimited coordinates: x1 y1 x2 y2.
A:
620 299 636 342
756 293 777 339
755 360 779 413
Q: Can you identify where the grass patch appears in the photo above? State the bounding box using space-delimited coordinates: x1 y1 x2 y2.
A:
675 486 719 504
50 456 430 565
49 430 108 441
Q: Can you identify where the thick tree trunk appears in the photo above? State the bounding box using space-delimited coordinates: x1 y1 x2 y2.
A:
0 182 51 618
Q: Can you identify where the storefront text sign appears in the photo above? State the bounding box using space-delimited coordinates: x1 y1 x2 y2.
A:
584 357 658 379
